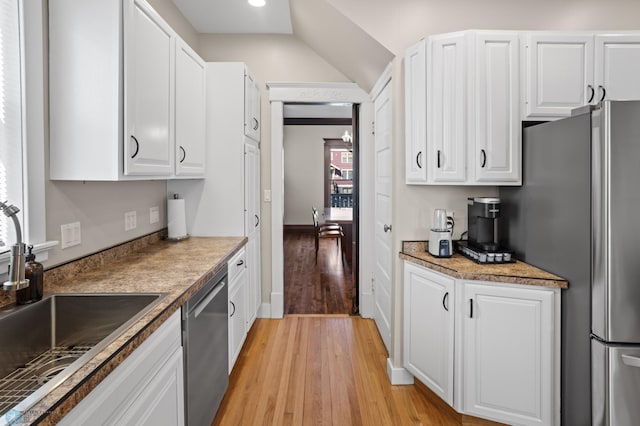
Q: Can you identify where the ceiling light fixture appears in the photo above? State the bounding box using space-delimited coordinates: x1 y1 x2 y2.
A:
342 130 353 143
248 0 266 7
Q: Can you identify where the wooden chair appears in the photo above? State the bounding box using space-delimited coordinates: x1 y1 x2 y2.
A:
312 208 344 263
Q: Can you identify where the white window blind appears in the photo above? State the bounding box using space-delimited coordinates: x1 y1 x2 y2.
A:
0 0 25 251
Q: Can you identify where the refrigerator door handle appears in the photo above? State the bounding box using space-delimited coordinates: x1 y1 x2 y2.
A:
621 354 640 368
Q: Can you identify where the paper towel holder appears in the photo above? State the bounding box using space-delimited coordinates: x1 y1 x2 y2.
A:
166 193 190 242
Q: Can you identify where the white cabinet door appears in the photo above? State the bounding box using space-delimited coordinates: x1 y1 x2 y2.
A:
462 282 556 426
174 38 205 177
473 32 521 184
246 232 261 327
405 40 428 184
244 71 261 142
229 269 247 373
428 33 467 183
524 34 594 118
124 0 174 176
244 142 261 326
594 34 640 102
404 262 455 405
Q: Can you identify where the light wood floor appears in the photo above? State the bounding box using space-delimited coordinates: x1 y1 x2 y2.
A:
213 315 497 426
284 231 353 315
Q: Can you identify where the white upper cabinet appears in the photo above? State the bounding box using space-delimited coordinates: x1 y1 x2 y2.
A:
594 34 640 102
523 32 640 120
124 0 174 176
524 34 594 118
472 32 521 184
174 38 206 177
404 40 428 183
405 30 520 185
49 0 205 180
428 32 468 184
244 71 261 142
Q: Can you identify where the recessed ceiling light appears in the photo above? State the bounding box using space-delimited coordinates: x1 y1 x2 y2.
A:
248 0 266 7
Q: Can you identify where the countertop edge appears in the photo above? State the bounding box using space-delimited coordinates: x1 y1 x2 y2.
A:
400 247 568 290
29 237 248 425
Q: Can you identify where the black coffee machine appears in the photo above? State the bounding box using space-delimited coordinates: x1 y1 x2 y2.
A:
467 197 501 251
455 197 514 263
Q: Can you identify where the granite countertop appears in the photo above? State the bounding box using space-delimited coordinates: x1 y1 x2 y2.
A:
400 241 568 289
13 236 247 424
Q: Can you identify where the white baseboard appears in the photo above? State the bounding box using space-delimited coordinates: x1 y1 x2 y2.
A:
360 292 374 319
386 358 414 385
270 291 283 318
258 303 271 319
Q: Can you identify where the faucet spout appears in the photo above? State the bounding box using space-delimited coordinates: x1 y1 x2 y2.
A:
0 201 29 291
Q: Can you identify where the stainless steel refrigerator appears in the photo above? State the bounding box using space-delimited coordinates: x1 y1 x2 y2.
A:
500 100 640 426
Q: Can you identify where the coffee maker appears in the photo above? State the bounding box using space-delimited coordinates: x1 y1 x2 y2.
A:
455 197 514 263
467 197 500 251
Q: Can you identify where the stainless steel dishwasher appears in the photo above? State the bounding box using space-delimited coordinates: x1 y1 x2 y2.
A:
182 265 228 426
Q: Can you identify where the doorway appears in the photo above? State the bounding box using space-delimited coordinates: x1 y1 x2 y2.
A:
282 104 358 315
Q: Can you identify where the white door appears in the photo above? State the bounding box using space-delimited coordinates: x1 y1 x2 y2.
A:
373 81 392 352
244 71 260 142
174 38 205 176
404 263 455 405
473 32 521 184
124 0 174 176
463 282 555 426
429 33 467 183
245 142 261 325
524 34 594 118
595 34 640 102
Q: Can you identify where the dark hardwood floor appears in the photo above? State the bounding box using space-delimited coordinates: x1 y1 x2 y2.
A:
284 230 353 314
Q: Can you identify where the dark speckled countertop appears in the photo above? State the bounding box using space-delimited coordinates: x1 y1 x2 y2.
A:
4 235 246 425
400 241 568 289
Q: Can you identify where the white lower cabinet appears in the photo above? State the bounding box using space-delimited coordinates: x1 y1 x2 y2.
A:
462 282 557 426
228 248 248 373
403 261 560 425
404 262 455 405
60 311 184 425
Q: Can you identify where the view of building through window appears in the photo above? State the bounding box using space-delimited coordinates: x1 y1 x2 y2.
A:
330 148 353 206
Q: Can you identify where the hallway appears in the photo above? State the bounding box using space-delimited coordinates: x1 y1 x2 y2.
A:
284 231 353 315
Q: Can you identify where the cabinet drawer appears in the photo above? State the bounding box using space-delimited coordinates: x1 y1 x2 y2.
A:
227 248 247 283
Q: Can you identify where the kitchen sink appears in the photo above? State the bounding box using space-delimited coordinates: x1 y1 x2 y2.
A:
0 293 167 420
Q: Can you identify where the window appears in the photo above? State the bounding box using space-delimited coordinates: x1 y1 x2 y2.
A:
0 0 24 250
0 0 52 270
341 151 352 164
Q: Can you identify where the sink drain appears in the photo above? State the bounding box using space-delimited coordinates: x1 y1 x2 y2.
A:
34 355 80 386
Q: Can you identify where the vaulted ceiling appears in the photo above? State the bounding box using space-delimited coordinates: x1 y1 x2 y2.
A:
170 0 393 92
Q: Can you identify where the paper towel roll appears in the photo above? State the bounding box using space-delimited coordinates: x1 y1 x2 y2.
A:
167 198 187 240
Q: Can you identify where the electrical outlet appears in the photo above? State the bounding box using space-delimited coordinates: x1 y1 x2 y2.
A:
125 211 137 231
149 206 159 224
61 222 81 249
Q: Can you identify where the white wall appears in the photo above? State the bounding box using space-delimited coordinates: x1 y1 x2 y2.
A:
283 125 350 225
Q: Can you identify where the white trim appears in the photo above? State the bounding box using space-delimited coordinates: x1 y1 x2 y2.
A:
358 100 375 319
268 83 369 319
386 358 414 385
369 62 393 100
257 303 271 319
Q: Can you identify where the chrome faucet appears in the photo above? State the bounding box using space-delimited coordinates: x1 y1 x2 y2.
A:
0 201 29 291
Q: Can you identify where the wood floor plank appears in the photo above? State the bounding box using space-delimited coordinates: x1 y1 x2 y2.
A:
214 316 481 426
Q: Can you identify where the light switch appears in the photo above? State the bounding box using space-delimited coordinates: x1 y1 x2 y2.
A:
150 206 159 224
264 189 271 203
61 222 81 249
125 211 137 231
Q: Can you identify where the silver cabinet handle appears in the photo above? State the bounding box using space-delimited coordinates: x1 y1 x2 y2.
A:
384 224 392 232
587 85 595 103
622 354 640 368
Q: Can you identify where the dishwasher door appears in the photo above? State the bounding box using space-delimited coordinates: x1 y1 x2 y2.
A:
183 267 229 426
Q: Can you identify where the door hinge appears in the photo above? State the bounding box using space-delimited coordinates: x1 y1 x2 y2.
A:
371 121 375 135
371 276 375 293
